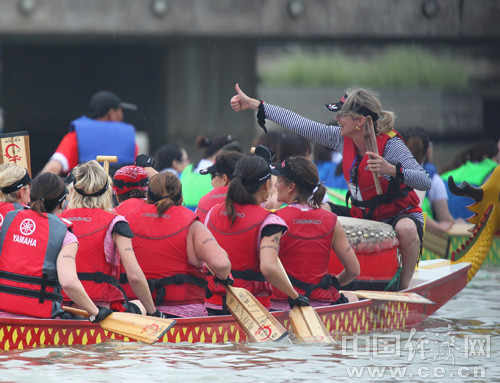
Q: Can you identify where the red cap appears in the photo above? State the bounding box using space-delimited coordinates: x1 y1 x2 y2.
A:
112 166 149 196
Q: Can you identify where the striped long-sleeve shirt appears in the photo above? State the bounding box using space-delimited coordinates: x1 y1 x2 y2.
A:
263 103 431 191
262 103 431 224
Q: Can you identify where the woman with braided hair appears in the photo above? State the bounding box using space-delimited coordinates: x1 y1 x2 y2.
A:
231 84 431 290
60 160 164 318
0 172 111 322
270 156 360 310
205 155 310 315
123 172 231 317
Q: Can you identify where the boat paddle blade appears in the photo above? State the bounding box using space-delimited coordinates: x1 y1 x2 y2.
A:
225 285 289 343
289 306 335 343
62 306 175 344
341 291 435 305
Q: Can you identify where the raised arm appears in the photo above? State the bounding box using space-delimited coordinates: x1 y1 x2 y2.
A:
230 83 343 152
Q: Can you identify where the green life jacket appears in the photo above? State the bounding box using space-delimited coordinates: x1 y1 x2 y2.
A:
180 163 214 209
421 195 434 220
441 158 498 185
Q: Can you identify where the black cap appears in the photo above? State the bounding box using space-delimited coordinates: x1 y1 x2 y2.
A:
199 160 236 177
324 93 348 112
88 91 138 119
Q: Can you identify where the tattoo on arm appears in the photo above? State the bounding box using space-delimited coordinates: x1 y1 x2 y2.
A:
271 235 280 245
346 245 352 253
124 247 133 251
62 254 76 261
202 238 215 245
260 245 279 253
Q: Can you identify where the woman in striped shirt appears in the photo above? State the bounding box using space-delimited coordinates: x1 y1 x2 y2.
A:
230 84 431 290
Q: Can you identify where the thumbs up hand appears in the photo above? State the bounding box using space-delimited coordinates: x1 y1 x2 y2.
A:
230 83 260 112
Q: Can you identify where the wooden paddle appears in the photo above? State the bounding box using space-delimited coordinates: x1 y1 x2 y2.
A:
63 306 176 344
96 155 118 175
289 305 335 343
223 284 289 342
363 116 382 195
340 290 435 305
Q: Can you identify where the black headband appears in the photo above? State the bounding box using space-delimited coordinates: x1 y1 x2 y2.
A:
112 178 149 189
147 188 183 203
74 182 109 197
1 171 32 194
31 189 67 212
239 170 271 187
278 158 317 193
352 102 379 122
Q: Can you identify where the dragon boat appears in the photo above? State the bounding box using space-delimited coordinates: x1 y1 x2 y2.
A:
1 166 499 351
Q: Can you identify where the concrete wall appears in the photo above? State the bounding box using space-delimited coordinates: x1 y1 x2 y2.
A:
0 0 498 40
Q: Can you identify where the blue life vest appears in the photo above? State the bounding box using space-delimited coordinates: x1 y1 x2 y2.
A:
70 116 136 165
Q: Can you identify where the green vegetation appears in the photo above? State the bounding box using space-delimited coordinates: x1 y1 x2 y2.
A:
260 46 468 88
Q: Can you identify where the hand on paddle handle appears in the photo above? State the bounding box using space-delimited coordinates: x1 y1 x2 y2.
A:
288 294 310 309
230 84 260 112
89 306 113 323
365 151 397 177
214 274 235 286
147 309 169 319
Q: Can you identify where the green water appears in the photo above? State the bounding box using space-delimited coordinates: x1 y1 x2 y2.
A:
1 268 499 383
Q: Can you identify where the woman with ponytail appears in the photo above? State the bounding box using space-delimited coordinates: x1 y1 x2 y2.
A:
270 156 360 310
205 156 310 315
231 85 431 290
0 164 31 229
0 173 111 322
61 160 163 318
122 172 231 317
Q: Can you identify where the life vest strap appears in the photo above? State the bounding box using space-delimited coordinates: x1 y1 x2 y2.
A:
77 272 130 306
287 274 341 298
0 283 63 303
0 270 60 288
147 274 208 306
231 269 267 282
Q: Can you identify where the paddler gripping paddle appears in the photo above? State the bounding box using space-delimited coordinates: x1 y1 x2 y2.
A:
208 269 289 343
63 306 176 344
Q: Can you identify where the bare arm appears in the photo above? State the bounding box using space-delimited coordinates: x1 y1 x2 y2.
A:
114 233 156 315
331 221 360 286
41 159 63 175
187 220 231 280
56 243 99 316
259 232 299 300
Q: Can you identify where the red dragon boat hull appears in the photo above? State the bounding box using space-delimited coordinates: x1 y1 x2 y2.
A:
0 260 470 350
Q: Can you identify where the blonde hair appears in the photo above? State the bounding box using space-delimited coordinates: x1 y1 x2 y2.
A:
147 172 183 216
67 160 113 211
0 164 27 203
341 87 395 135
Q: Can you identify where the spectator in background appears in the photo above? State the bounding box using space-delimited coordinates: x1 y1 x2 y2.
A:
181 135 239 210
154 143 190 177
402 127 455 231
440 140 499 220
314 142 346 190
42 91 138 176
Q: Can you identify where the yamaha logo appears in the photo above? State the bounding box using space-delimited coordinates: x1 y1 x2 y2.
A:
20 218 36 235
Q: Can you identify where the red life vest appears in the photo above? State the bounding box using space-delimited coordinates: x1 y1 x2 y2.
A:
342 131 422 221
115 198 145 216
60 208 124 302
0 202 25 229
123 204 206 305
0 210 70 318
206 203 272 307
274 206 340 302
195 186 228 224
